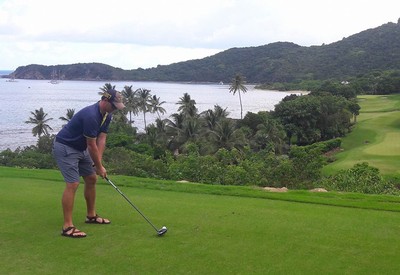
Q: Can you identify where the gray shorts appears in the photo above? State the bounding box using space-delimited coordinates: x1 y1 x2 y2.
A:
53 141 95 183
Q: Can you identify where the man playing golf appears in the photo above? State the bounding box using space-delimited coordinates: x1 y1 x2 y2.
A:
53 89 125 238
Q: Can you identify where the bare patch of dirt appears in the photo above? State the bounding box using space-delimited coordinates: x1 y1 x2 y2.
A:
324 147 342 157
309 188 328 192
262 187 329 193
263 187 288 192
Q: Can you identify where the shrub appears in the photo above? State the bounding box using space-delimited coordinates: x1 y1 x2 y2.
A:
104 147 169 179
168 154 224 184
222 165 250 185
37 134 55 153
16 149 55 169
321 162 398 194
306 138 342 154
0 149 16 166
106 133 136 149
288 145 324 188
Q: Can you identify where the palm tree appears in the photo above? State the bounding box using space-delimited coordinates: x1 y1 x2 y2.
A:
209 119 239 150
154 118 169 147
59 108 75 127
121 85 139 124
149 95 167 119
165 113 185 152
229 74 248 119
255 119 287 154
143 118 169 149
166 113 185 132
136 88 152 129
177 93 197 118
201 105 229 130
155 118 168 132
25 107 53 138
145 124 158 147
99 83 116 95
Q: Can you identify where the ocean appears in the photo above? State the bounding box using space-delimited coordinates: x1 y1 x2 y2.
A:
0 70 13 76
0 79 298 150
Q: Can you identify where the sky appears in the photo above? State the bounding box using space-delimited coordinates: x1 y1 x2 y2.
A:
0 0 399 71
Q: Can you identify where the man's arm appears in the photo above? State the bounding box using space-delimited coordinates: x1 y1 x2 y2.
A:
87 137 106 178
96 132 107 159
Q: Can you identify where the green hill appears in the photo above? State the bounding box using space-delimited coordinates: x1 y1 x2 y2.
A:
8 20 400 83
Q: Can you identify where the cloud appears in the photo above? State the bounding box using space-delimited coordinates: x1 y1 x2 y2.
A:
0 0 399 70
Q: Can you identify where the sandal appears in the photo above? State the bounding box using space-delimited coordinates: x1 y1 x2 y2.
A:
61 226 87 238
85 214 111 224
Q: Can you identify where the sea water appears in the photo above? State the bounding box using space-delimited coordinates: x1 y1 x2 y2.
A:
0 79 297 150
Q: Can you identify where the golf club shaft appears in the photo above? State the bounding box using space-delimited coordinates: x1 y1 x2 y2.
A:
104 177 159 232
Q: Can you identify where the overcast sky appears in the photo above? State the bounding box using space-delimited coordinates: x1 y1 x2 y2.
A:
0 0 399 70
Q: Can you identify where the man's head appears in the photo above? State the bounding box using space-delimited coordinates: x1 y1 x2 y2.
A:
101 89 125 110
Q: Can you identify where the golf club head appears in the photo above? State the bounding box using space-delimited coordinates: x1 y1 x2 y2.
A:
157 226 168 236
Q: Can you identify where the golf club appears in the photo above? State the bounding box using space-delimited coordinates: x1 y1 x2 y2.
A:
104 176 168 236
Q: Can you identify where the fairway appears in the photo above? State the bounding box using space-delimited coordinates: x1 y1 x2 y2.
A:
365 132 400 156
323 94 400 176
1 168 400 274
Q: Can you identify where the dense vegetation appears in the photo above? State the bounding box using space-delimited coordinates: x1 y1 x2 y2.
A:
1 80 398 195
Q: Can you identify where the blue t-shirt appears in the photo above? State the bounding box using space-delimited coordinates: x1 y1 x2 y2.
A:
56 102 112 151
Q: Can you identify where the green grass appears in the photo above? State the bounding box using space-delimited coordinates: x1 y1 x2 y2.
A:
322 94 400 177
2 167 400 274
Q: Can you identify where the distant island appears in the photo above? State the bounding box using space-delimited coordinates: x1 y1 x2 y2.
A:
4 19 400 86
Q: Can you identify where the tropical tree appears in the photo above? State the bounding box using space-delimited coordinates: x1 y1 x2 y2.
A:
99 83 116 95
201 105 229 131
145 124 158 148
154 118 169 147
121 85 138 124
149 95 167 119
348 98 361 123
209 119 240 150
165 112 187 152
254 118 287 154
181 118 201 142
167 93 201 152
177 93 197 118
317 94 352 140
59 108 75 127
25 107 53 138
136 88 152 129
273 95 321 145
166 112 185 133
229 74 248 119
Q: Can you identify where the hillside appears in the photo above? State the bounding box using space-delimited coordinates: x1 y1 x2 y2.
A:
7 20 400 84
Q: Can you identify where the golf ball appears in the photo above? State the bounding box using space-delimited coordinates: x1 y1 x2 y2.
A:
162 226 167 230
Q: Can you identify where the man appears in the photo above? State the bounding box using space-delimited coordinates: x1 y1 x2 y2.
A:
53 89 125 238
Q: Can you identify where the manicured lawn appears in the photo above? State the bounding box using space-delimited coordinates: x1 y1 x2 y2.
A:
322 94 400 177
1 167 400 274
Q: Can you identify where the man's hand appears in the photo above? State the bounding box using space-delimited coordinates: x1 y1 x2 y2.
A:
87 137 106 178
95 165 107 179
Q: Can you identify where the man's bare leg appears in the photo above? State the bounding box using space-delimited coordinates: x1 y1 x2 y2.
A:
62 182 86 237
83 174 110 223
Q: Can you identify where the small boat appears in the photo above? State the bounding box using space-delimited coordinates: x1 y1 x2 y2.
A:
50 69 60 84
6 77 17 82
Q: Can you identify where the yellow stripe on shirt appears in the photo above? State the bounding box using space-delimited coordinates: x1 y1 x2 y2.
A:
101 112 108 127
